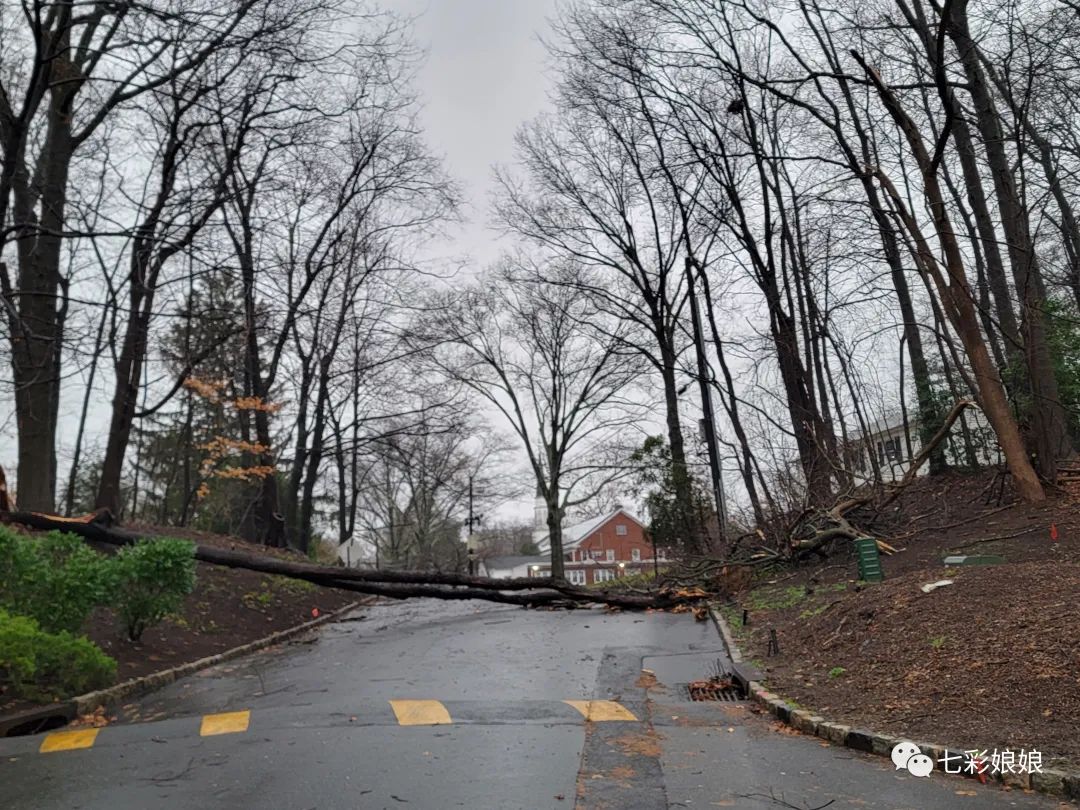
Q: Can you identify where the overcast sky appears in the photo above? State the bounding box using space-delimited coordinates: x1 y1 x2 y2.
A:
388 1 563 524
392 0 560 268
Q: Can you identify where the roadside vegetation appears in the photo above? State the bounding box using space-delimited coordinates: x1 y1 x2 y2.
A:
0 526 196 700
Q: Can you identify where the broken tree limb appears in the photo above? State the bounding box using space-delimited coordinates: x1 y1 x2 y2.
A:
0 510 692 610
878 398 975 510
785 399 977 562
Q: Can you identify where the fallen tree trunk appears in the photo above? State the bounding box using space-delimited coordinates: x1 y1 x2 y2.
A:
0 510 692 610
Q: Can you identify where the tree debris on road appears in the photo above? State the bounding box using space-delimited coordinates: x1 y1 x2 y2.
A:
1 509 707 612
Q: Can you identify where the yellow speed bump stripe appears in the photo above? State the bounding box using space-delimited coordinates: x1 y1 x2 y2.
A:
564 700 638 722
389 699 452 726
39 728 99 753
200 710 251 737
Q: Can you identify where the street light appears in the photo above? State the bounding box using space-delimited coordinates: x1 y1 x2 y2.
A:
530 565 540 576
617 562 625 577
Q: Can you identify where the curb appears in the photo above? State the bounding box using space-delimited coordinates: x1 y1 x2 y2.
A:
71 600 365 716
709 606 1080 801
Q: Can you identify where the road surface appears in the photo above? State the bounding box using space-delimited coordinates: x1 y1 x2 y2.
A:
0 599 1066 809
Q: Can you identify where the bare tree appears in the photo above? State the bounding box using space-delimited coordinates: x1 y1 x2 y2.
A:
419 263 643 580
0 0 299 510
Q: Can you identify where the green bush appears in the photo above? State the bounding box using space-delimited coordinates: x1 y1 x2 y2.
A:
0 609 116 701
110 539 197 641
0 527 111 634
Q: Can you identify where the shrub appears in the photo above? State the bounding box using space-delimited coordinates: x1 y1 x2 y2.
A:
0 609 116 701
0 527 111 634
110 539 197 641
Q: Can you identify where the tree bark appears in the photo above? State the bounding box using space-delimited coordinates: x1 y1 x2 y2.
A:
853 52 1044 502
658 342 701 551
945 0 1073 481
10 67 76 512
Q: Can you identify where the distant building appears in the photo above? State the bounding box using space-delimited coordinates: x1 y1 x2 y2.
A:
850 410 1000 483
480 554 547 579
518 486 666 584
335 537 374 568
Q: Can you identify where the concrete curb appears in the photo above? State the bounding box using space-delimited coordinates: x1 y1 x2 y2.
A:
709 606 1080 801
71 600 364 715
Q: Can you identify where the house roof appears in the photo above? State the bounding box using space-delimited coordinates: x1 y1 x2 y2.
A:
482 555 547 572
535 508 645 555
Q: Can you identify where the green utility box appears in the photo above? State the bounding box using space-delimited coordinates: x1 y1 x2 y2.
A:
854 537 884 582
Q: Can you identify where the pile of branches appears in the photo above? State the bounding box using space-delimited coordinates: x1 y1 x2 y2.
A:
0 507 704 611
788 400 975 560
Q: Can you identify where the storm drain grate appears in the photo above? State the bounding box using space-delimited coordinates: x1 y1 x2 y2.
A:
683 679 743 702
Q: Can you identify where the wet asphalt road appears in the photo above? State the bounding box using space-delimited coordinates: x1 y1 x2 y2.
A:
0 599 1068 809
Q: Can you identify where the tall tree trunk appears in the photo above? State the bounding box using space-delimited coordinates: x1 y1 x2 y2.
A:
855 52 1044 501
298 358 334 554
939 162 1009 369
65 296 110 515
240 250 285 547
801 0 947 475
96 262 154 514
11 93 76 511
946 0 1073 481
699 270 767 527
864 189 947 474
1028 134 1080 312
767 286 833 502
543 477 565 582
897 0 1022 355
658 340 702 551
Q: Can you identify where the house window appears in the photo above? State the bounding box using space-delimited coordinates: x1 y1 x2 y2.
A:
882 437 903 463
594 569 615 583
567 569 586 585
615 524 628 536
657 548 667 561
606 549 615 562
631 548 641 562
590 549 604 560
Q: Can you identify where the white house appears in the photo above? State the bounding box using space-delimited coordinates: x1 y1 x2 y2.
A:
335 537 374 568
479 554 547 579
852 409 1000 483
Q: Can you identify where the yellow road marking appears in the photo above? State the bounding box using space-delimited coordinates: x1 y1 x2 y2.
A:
389 699 452 726
564 700 638 721
39 728 99 753
200 710 251 737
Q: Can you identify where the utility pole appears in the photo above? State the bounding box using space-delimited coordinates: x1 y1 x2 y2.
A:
466 475 483 575
684 256 728 543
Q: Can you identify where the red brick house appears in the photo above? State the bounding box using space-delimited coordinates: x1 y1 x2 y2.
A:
532 508 667 585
